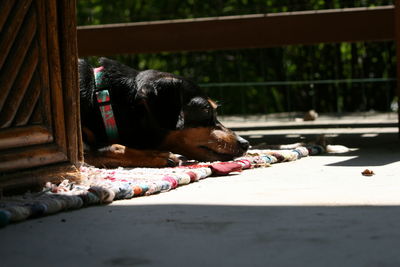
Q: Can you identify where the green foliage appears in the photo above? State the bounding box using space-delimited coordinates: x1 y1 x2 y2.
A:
77 0 396 115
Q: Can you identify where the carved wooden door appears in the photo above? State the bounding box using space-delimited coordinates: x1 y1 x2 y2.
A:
0 0 82 192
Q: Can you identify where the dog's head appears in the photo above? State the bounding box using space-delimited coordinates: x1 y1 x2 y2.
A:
160 95 250 162
98 58 249 161
135 72 249 162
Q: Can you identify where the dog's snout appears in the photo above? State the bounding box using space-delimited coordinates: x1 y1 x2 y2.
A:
237 136 250 151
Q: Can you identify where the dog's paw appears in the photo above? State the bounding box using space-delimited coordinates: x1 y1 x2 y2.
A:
87 145 190 168
173 154 199 166
157 152 181 167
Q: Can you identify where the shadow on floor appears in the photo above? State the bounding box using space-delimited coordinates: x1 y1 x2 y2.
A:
1 204 400 267
245 132 399 149
325 147 400 167
244 132 399 167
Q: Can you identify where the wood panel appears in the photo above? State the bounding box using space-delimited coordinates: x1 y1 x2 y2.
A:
0 126 52 150
58 0 83 163
0 144 67 173
0 0 82 192
0 3 36 112
13 72 41 126
0 1 32 69
43 0 67 154
0 39 39 128
0 1 14 33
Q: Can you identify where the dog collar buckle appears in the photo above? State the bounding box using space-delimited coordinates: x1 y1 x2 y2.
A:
94 67 120 143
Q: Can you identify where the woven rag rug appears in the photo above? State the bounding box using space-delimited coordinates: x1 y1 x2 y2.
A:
0 146 324 227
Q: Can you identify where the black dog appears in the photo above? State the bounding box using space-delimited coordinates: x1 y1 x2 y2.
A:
79 57 249 168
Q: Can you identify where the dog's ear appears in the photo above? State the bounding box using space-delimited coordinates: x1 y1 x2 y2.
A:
136 76 181 98
78 59 96 105
136 76 184 104
98 57 138 89
154 76 182 91
135 76 185 129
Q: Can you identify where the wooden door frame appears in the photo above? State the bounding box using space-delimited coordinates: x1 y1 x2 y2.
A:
0 0 82 192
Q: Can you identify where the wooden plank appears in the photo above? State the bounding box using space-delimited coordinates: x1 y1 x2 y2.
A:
0 0 32 69
35 0 52 129
0 41 39 128
13 71 41 126
29 101 43 125
41 0 67 155
0 125 53 150
77 6 395 56
58 0 82 165
0 144 67 173
0 0 83 192
0 1 14 32
0 7 37 112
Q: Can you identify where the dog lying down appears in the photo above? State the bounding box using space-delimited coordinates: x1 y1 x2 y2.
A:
79 57 249 168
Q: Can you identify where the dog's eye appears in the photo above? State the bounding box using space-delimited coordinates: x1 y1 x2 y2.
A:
183 97 218 127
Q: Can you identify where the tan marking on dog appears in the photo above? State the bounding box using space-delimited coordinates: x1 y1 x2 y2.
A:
82 127 96 145
208 98 218 109
160 126 244 162
85 144 179 168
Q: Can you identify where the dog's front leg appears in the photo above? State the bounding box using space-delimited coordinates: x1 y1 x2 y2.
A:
84 144 180 168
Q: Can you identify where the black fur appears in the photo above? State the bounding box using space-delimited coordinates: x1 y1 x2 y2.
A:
79 57 249 165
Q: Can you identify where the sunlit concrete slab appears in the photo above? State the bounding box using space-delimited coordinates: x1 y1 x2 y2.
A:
0 142 399 267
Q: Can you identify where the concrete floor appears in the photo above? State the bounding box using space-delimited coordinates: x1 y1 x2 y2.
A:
0 120 399 266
